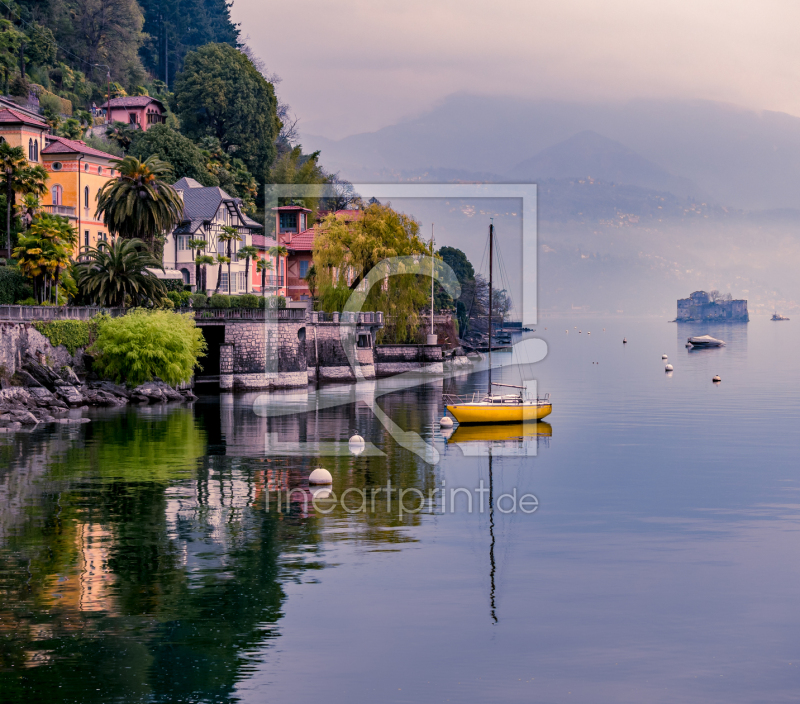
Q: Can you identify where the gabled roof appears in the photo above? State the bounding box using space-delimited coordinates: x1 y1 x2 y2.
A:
0 107 49 129
172 179 262 232
100 96 165 110
173 177 204 190
42 134 119 160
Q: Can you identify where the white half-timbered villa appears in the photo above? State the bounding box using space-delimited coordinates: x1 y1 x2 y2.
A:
164 177 265 293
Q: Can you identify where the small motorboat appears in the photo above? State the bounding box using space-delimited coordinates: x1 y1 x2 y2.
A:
687 335 725 348
771 312 790 321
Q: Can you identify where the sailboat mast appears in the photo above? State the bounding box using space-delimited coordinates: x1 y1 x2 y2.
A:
431 224 435 336
488 221 493 394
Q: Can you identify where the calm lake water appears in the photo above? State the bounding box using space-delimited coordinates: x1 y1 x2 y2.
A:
2 316 800 703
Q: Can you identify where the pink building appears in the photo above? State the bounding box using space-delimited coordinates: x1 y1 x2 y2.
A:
99 96 165 130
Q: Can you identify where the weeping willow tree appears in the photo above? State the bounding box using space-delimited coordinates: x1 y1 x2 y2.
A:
313 203 432 342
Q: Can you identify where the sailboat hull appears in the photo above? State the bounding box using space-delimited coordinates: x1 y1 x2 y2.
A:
446 402 553 424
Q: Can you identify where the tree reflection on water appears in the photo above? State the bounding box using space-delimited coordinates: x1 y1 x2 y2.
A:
0 383 442 702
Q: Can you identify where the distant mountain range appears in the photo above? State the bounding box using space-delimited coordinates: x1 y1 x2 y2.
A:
304 94 800 212
303 94 800 315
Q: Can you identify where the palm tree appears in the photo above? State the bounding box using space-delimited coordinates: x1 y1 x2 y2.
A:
75 237 167 308
268 245 288 294
95 155 184 254
256 257 273 301
15 164 48 200
16 193 42 230
188 237 207 291
218 226 241 295
238 244 259 294
213 254 230 295
0 141 27 259
304 264 318 299
196 254 215 294
13 214 76 303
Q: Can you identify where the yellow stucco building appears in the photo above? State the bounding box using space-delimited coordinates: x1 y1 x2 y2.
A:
40 135 118 254
0 103 118 257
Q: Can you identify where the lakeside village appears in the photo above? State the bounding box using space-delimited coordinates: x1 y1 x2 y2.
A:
0 46 509 426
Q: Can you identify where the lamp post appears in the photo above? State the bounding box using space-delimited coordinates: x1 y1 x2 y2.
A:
94 64 111 124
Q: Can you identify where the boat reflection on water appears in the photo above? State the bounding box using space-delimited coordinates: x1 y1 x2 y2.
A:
446 421 552 456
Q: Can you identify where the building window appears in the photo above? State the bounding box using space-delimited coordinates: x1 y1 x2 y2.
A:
52 185 63 206
84 231 89 248
239 271 247 291
84 186 89 209
177 235 190 250
52 162 62 171
299 260 310 278
85 163 89 171
220 272 228 291
28 139 33 160
34 140 38 161
279 212 298 232
128 113 138 124
98 167 102 175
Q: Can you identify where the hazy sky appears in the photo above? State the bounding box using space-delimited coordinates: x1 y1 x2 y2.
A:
233 0 800 139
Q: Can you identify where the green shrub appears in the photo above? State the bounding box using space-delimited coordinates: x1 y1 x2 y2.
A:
33 320 91 355
209 293 230 308
237 293 260 309
0 266 32 304
191 293 208 308
89 309 207 386
260 295 286 309
166 290 191 307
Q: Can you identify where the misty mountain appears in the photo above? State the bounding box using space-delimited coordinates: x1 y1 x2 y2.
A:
304 94 800 210
508 131 702 200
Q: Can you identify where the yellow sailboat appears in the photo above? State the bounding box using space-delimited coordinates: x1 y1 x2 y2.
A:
445 384 552 423
444 221 552 425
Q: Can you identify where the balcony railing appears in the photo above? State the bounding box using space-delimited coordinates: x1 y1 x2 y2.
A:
256 275 284 288
42 204 76 217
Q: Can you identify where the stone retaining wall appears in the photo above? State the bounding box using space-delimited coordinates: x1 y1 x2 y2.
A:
374 344 443 377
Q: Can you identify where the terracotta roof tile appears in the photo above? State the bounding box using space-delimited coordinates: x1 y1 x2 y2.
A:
42 134 119 160
0 107 49 128
100 96 164 109
288 228 315 252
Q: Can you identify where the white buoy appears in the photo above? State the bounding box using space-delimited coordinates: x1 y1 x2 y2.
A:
587 331 591 335
662 354 668 359
440 416 453 428
349 434 365 456
713 375 721 382
665 364 674 372
309 468 333 485
579 330 582 333
623 338 627 344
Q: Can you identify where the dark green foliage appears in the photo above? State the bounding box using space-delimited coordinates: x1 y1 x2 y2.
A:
173 43 279 175
163 278 187 293
191 292 208 308
32 320 90 355
84 133 124 157
25 23 57 66
0 266 32 304
138 0 240 87
129 125 219 187
438 246 475 284
209 293 230 308
9 74 28 97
